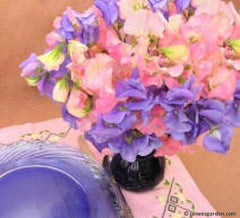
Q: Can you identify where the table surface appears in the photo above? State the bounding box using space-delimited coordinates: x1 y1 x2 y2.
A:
0 0 239 216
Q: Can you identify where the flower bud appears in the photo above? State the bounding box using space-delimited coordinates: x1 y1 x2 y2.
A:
25 76 41 86
228 39 240 56
52 79 69 103
38 44 65 71
66 90 91 118
161 45 188 62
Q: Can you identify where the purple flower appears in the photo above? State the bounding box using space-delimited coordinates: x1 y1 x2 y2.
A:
85 104 136 152
175 0 191 13
164 109 192 141
19 53 41 77
164 98 227 145
148 0 169 13
162 76 201 111
225 100 240 127
102 103 137 131
223 80 240 127
115 68 147 99
61 105 78 129
85 118 123 152
203 126 233 154
37 74 55 98
76 9 99 45
197 99 225 125
234 80 240 100
94 0 119 27
108 130 162 162
126 85 164 124
58 14 76 40
50 56 71 78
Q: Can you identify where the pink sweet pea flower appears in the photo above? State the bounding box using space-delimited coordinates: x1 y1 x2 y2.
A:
230 60 240 71
95 91 118 114
46 31 63 48
135 106 167 137
105 30 132 65
155 136 182 156
66 90 91 118
82 54 116 94
208 68 236 100
123 9 167 38
118 0 148 20
168 14 184 33
68 40 88 64
165 64 184 77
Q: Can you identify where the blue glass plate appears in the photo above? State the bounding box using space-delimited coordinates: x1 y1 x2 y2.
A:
0 141 121 218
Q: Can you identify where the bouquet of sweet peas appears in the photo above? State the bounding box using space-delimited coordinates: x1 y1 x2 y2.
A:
20 0 240 162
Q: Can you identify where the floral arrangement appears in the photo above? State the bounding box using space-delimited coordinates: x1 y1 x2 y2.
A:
20 0 240 162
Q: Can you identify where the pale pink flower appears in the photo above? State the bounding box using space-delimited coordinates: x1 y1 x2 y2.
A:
165 64 184 77
66 90 90 118
53 16 61 29
105 30 132 64
118 0 148 20
135 106 167 137
46 31 63 48
68 62 85 82
168 15 184 33
123 9 167 38
95 91 118 114
68 40 88 64
155 136 182 157
208 68 236 100
82 54 116 94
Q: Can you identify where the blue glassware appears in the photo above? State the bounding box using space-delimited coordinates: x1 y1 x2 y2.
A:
0 141 121 218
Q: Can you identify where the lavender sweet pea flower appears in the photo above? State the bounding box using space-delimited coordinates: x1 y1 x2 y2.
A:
102 103 137 131
20 53 41 77
85 118 123 152
183 99 227 144
115 68 147 99
223 80 240 127
198 99 225 125
164 109 192 141
164 98 227 145
148 0 169 15
37 74 55 98
85 104 136 152
58 14 76 40
234 80 240 99
225 100 240 127
108 130 162 162
94 0 119 27
76 9 99 45
175 0 191 13
162 76 201 110
126 85 164 124
61 105 78 129
203 126 233 154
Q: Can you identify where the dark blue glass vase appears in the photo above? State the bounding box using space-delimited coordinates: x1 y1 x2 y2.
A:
110 152 165 192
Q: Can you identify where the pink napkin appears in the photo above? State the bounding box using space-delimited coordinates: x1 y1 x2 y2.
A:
0 118 218 218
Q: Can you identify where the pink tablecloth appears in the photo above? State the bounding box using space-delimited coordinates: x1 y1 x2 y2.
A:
0 118 218 218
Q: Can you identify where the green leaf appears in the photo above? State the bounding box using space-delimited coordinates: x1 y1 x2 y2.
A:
192 204 196 211
163 179 170 186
